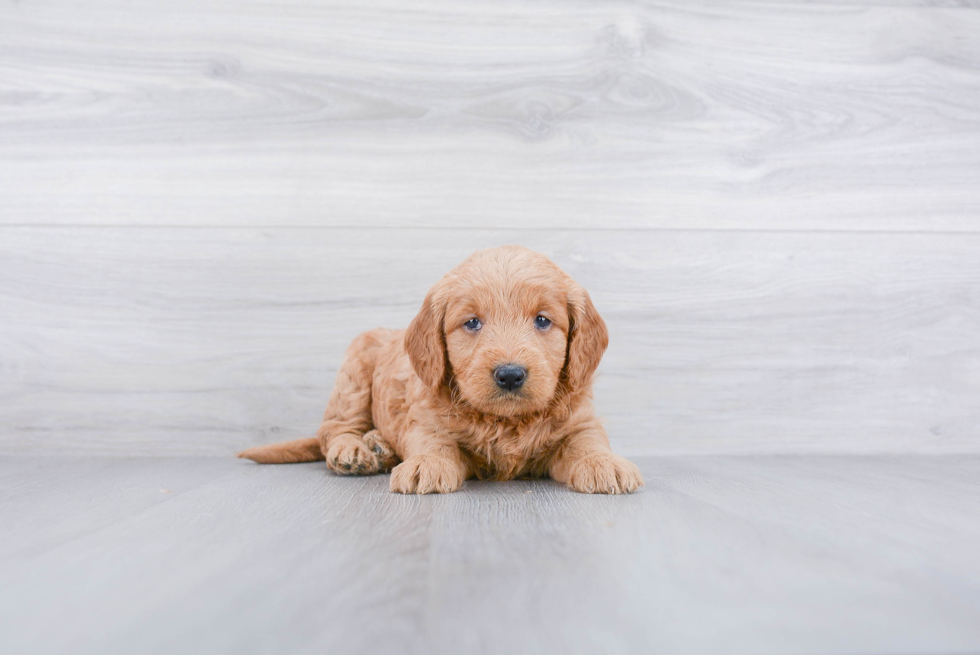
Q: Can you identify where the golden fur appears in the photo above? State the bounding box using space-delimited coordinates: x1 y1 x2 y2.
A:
239 246 643 494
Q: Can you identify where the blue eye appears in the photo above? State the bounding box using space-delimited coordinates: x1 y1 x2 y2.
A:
535 315 552 330
463 318 482 331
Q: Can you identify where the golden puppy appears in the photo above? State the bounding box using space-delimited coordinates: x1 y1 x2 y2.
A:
239 245 642 495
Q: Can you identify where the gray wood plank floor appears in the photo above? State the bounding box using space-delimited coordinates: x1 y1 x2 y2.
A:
2 455 979 655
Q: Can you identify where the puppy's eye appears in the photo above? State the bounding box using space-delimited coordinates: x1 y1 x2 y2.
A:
463 318 482 331
534 315 552 330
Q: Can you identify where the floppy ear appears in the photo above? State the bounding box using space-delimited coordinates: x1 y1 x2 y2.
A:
404 288 448 391
565 285 609 392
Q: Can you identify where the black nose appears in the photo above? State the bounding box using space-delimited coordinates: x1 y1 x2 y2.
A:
493 364 527 392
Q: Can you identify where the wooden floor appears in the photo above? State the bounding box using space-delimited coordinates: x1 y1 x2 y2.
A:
2 455 979 655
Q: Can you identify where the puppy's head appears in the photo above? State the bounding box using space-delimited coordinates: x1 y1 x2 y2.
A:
405 246 608 417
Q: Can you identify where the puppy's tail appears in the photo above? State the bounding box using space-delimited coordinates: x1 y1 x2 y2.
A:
237 438 324 464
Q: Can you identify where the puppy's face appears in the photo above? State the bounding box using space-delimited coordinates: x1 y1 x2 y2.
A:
443 278 569 415
405 246 608 417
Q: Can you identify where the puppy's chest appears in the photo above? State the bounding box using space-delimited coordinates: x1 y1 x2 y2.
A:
456 423 558 481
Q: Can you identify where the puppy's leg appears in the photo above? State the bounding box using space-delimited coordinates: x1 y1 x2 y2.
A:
318 330 388 476
389 428 470 494
549 423 643 494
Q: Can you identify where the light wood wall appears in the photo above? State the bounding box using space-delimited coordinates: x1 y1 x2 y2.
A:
2 0 978 455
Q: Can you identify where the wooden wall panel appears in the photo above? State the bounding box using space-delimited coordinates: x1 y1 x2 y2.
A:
2 228 976 455
1 1 978 230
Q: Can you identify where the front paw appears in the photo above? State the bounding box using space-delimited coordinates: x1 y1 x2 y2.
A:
390 455 464 494
566 453 643 494
362 429 398 473
325 435 380 475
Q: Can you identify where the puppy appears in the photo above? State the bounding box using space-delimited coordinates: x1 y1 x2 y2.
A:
239 245 643 495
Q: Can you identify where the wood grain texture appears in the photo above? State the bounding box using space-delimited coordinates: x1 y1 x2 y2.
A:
3 3 978 652
1 0 979 456
2 455 979 654
1 227 977 456
1 1 979 230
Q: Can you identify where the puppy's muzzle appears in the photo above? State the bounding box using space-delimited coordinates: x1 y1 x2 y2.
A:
493 364 527 392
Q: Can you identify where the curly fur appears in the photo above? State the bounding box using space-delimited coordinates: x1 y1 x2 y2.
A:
239 246 643 495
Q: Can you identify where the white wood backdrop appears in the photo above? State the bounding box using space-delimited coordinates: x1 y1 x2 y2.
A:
1 0 978 456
